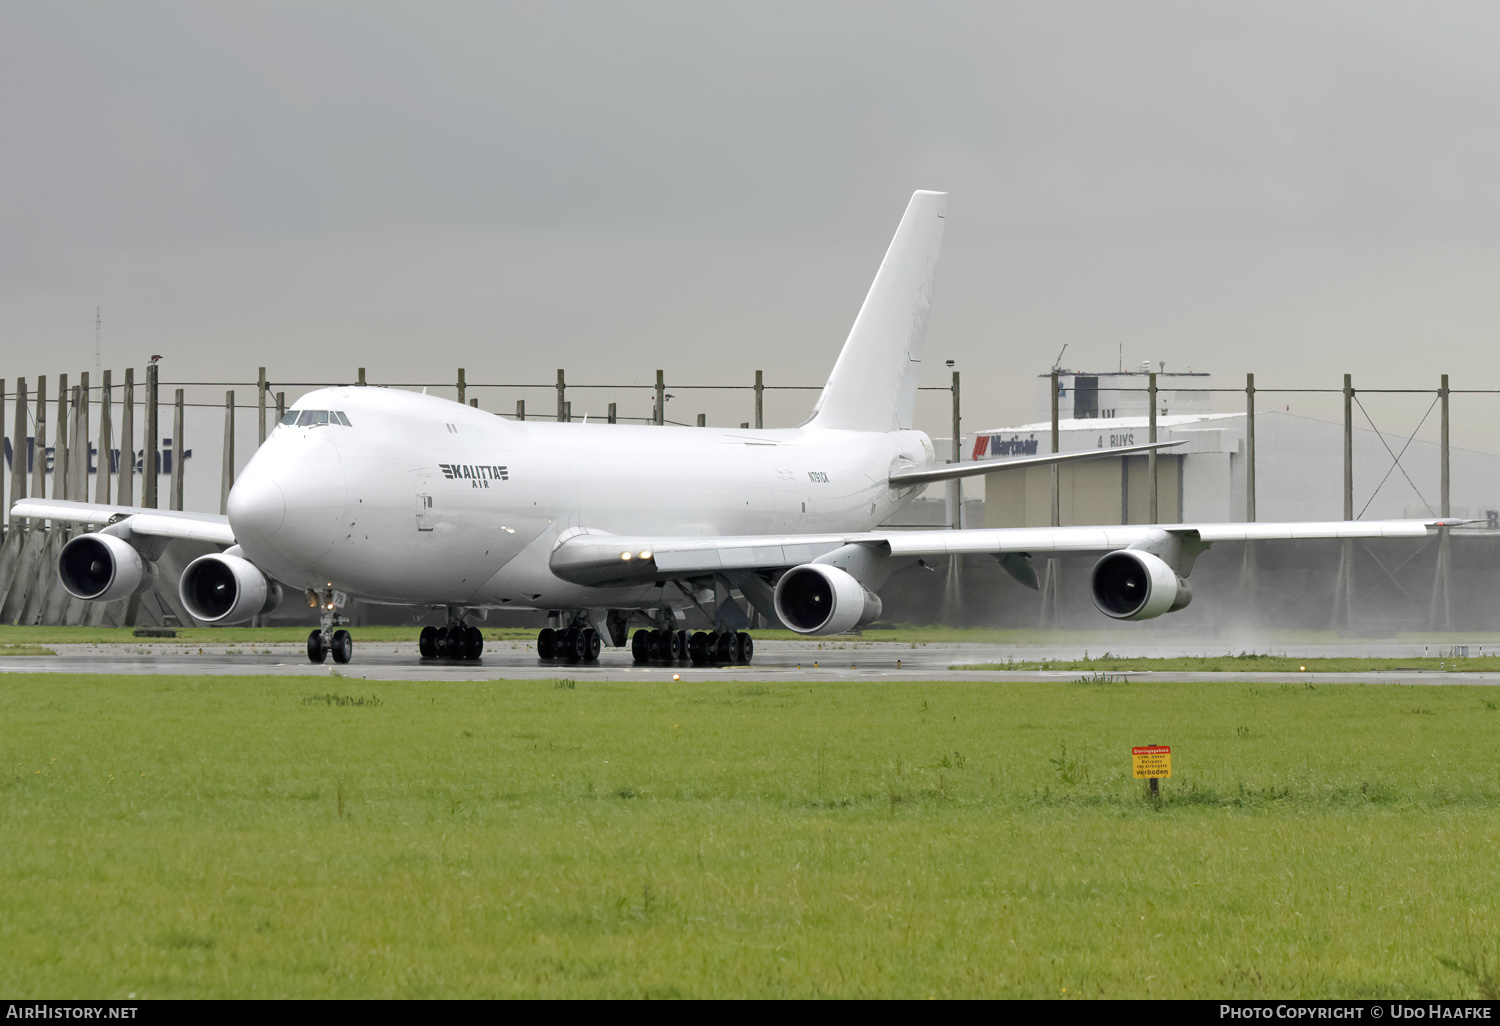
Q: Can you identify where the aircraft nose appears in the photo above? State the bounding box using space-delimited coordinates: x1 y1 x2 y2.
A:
226 472 286 545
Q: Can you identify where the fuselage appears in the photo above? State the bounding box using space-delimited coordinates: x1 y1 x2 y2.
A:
227 387 934 610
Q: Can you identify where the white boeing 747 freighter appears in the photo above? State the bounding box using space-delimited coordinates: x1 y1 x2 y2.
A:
13 192 1468 665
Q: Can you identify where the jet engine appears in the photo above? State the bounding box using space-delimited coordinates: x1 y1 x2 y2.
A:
773 564 884 635
58 533 156 602
1090 549 1193 621
179 553 284 624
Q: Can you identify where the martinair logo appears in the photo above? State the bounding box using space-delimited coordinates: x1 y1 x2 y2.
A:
440 463 509 488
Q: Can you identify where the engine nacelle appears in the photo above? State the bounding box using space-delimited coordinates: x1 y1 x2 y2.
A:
773 563 884 635
179 553 283 624
58 533 156 602
1090 550 1193 620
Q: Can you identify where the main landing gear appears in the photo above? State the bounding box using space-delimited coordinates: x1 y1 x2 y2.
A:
632 629 754 666
535 625 603 664
419 623 485 661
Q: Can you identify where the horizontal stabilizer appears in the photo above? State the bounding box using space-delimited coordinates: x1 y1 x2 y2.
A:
889 440 1187 487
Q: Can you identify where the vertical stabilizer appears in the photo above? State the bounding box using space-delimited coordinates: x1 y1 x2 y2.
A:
808 190 947 432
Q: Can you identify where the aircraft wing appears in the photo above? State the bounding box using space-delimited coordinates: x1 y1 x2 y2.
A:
549 517 1470 587
888 440 1185 487
9 499 237 546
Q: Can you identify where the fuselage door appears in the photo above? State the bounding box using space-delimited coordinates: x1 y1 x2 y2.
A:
416 473 434 532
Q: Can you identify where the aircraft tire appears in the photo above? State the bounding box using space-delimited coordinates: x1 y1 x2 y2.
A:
703 632 718 663
307 629 328 664
562 627 582 664
332 629 353 664
466 626 484 660
420 625 439 659
677 630 690 662
736 632 753 664
584 629 602 662
631 629 649 664
715 632 736 663
668 630 684 662
689 632 708 665
538 628 556 660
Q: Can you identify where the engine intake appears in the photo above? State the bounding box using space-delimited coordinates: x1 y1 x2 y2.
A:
179 553 283 624
773 564 883 635
58 533 155 602
1090 550 1192 621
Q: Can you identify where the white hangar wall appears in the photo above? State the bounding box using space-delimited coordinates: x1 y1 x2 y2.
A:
964 410 1500 529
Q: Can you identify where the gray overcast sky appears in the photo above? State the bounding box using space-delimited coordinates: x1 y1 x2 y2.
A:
4 1 1500 442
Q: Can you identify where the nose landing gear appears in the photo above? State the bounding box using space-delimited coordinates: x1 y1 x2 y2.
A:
306 588 354 664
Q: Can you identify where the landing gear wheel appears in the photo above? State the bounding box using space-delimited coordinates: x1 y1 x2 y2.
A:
331 629 353 664
668 630 685 662
420 625 438 659
307 629 328 664
562 627 583 664
436 626 452 658
538 627 556 660
631 629 649 664
677 630 689 662
716 632 736 663
584 628 602 663
689 632 708 666
736 632 753 664
464 626 484 660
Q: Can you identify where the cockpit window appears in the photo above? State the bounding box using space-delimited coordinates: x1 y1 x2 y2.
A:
280 409 351 428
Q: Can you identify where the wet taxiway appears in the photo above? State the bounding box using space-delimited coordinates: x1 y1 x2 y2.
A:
2 637 1497 685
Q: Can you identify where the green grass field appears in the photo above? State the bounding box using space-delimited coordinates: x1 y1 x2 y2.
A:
3 673 1499 998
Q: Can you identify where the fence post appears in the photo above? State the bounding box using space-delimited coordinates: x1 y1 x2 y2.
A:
276 392 285 424
143 364 158 508
1340 373 1353 518
654 370 665 425
31 376 45 508
457 368 466 406
68 384 83 501
220 391 235 515
1148 372 1158 523
516 399 525 422
1245 373 1256 522
556 370 566 422
117 371 132 507
258 367 267 446
755 370 763 429
171 389 185 511
697 413 706 427
357 367 366 387
78 372 91 502
56 374 69 501
608 402 616 424
98 370 112 505
9 378 24 525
